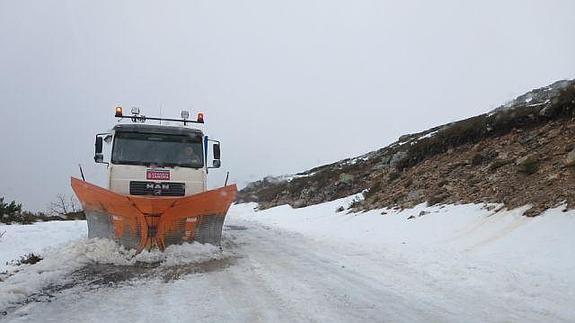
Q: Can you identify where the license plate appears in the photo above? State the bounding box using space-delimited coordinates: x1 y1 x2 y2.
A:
147 169 170 180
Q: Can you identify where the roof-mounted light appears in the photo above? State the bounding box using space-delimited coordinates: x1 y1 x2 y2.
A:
114 107 203 125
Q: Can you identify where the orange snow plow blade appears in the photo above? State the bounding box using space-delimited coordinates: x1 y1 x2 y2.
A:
71 177 237 253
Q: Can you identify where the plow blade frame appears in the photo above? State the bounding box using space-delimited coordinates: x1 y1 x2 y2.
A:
71 177 237 252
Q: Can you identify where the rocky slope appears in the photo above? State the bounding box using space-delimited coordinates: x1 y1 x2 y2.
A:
237 79 575 216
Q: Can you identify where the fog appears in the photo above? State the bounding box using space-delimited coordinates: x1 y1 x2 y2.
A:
1 0 574 211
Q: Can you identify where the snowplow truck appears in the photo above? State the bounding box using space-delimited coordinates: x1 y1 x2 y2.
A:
71 107 237 253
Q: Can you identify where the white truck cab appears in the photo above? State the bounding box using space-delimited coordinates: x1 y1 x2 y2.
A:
94 108 221 197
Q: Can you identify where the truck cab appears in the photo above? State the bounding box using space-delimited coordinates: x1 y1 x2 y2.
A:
94 108 221 197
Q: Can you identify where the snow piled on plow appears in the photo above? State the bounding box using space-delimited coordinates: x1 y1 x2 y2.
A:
136 242 222 266
0 237 221 309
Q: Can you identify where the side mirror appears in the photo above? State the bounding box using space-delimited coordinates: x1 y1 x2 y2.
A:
213 143 221 160
95 136 103 154
94 154 104 163
94 136 104 163
212 160 221 168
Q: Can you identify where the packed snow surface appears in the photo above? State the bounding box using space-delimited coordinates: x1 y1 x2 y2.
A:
1 197 574 322
0 221 86 272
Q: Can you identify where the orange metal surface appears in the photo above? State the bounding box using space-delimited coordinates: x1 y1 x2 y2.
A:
71 177 237 252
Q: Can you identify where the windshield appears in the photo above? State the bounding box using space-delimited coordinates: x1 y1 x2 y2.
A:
111 131 204 168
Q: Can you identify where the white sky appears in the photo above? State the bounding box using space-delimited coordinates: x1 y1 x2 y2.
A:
1 0 574 211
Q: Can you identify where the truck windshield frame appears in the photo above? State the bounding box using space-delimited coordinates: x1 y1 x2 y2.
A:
111 131 204 168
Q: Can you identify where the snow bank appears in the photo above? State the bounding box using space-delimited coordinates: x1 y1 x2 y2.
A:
231 197 575 274
0 221 87 272
231 197 575 315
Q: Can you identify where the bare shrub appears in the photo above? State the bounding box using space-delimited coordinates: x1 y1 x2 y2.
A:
12 253 43 266
49 194 80 216
48 194 85 220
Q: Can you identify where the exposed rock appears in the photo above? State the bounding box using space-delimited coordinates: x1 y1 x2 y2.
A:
492 79 572 114
516 154 539 175
388 171 401 183
390 151 408 169
398 134 412 142
498 151 510 159
518 133 537 145
406 210 431 220
427 191 449 206
547 173 560 181
339 173 354 184
407 190 424 200
292 199 306 208
488 159 511 171
299 187 315 200
564 150 575 167
380 155 392 165
471 151 496 166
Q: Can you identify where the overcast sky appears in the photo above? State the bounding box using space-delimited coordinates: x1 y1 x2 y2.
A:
1 0 574 211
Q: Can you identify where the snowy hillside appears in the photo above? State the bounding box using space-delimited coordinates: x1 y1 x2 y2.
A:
238 79 575 215
1 199 574 322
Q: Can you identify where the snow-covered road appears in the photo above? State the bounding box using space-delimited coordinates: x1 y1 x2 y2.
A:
6 222 435 322
0 221 541 322
1 199 574 322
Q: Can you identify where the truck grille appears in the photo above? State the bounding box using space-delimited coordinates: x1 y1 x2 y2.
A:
129 181 185 197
